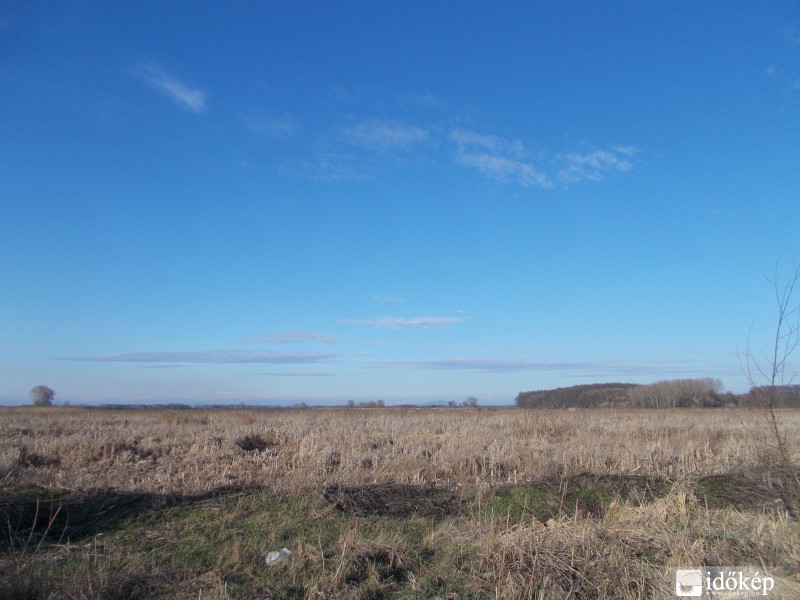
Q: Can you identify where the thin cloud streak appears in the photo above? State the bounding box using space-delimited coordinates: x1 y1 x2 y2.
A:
236 331 337 344
342 316 464 329
366 357 736 376
245 371 334 377
449 128 638 188
280 153 374 182
557 146 637 184
61 350 336 364
340 118 430 151
268 107 636 189
373 295 406 304
455 152 552 188
450 128 552 188
450 129 525 156
139 64 207 113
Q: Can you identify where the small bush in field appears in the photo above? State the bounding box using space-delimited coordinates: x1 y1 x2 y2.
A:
30 385 55 407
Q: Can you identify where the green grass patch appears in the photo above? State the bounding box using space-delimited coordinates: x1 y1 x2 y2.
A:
1 474 792 599
480 475 666 523
481 484 561 522
1 486 482 599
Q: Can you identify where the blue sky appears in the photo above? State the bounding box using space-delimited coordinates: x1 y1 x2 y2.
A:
2 2 799 405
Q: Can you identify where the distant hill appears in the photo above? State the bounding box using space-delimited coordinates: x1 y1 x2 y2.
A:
515 383 639 409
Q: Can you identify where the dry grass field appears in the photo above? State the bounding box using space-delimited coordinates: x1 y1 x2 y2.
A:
1 406 799 599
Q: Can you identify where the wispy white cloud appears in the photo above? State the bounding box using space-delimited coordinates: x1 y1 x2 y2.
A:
280 153 374 182
373 295 406 304
450 128 638 188
330 85 443 111
342 316 464 329
284 118 431 182
235 331 336 344
510 346 562 355
557 146 637 184
367 356 732 376
139 64 207 113
242 111 301 137
255 88 637 189
245 371 334 377
450 128 552 188
401 91 443 109
765 63 800 92
373 357 583 372
456 152 552 188
450 129 525 156
61 350 335 364
783 25 800 46
340 118 430 151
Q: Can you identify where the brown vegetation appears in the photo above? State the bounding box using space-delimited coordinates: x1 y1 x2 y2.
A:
5 406 796 495
1 406 798 598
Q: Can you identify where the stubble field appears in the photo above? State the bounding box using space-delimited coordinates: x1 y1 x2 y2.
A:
1 406 798 599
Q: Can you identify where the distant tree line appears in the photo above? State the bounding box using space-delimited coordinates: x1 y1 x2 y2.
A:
515 383 637 409
445 397 480 408
515 379 800 409
516 378 744 409
346 400 385 408
629 378 723 408
738 385 800 408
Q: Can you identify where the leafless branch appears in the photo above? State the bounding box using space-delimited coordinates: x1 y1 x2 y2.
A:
742 261 800 492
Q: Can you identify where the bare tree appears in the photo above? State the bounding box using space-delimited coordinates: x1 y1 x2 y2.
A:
629 378 722 408
30 385 55 407
742 261 800 490
463 396 479 408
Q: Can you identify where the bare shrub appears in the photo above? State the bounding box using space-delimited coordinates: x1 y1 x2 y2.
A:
741 262 800 509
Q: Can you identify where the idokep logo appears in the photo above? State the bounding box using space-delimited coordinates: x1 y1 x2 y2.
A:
674 567 778 598
675 569 703 597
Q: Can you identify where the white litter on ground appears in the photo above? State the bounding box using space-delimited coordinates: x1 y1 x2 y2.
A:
264 548 291 565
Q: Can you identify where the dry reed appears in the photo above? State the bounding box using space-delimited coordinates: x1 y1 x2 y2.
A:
2 406 799 598
1 406 796 496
